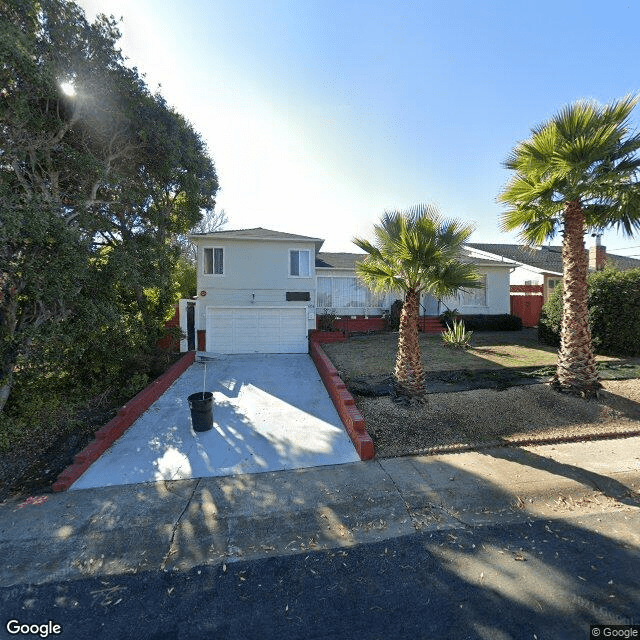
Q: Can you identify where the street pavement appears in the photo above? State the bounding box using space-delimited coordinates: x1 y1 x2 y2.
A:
1 436 639 639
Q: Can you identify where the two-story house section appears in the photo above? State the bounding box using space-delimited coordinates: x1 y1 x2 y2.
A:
190 228 323 354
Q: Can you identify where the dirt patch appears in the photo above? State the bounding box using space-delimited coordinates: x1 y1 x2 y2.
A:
0 405 117 503
357 379 640 458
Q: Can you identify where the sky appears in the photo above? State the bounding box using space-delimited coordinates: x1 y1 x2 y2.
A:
75 0 640 256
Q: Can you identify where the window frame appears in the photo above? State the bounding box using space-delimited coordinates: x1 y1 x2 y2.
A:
203 247 224 276
444 274 487 308
316 275 387 309
548 278 561 290
289 249 311 278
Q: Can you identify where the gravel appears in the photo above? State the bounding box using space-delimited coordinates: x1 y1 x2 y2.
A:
357 379 640 458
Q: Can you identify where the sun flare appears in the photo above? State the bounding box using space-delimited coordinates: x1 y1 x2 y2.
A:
60 81 76 97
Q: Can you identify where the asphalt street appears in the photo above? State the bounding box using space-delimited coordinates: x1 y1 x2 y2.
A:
2 510 639 640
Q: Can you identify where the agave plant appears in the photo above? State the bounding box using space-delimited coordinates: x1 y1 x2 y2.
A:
441 319 473 349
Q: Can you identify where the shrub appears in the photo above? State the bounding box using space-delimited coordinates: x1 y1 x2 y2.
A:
459 314 523 332
538 285 562 347
538 267 640 356
589 268 640 356
442 319 473 349
317 310 337 332
439 308 460 324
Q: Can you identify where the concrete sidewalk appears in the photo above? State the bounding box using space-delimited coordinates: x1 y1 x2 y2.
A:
1 436 639 587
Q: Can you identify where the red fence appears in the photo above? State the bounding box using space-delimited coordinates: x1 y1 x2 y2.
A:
510 285 544 327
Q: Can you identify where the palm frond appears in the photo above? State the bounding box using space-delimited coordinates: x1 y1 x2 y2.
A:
353 202 479 298
499 94 640 243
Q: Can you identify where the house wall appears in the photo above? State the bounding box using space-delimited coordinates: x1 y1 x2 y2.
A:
319 266 511 316
441 266 511 315
470 266 510 314
509 264 545 285
194 238 317 332
542 273 562 302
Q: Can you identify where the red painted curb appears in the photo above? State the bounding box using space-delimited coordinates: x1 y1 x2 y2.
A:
52 351 196 492
309 339 375 460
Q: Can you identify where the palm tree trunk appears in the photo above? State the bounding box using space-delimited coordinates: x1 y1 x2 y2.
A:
553 201 601 397
394 290 426 399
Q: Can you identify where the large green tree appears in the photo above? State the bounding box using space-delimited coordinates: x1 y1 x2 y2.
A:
0 0 218 414
499 96 640 397
354 204 481 400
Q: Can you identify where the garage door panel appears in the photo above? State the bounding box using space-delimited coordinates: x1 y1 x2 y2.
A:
206 307 307 353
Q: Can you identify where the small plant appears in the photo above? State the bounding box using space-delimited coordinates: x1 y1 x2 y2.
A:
442 319 473 349
317 309 337 332
439 308 460 324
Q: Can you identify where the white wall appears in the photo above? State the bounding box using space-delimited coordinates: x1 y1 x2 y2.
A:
194 238 317 332
509 264 545 285
480 266 511 314
442 266 511 315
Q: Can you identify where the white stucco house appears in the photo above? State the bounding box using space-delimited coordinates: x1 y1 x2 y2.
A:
186 227 513 354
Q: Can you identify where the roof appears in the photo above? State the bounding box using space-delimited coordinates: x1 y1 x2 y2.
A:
315 252 365 270
190 227 324 251
466 243 640 273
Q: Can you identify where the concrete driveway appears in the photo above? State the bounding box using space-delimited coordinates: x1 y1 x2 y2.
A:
70 354 360 490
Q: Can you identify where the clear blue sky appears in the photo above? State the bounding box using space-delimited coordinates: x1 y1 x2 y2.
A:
76 0 640 256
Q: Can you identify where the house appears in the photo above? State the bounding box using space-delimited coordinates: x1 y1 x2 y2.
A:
316 252 512 318
188 227 513 354
466 238 640 302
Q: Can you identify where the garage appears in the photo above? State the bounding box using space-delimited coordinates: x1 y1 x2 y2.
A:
205 307 308 354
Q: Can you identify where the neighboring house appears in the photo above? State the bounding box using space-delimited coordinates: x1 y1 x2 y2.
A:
189 227 512 354
466 238 640 302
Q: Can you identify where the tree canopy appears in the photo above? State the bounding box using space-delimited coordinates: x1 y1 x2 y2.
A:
499 95 640 396
354 204 480 399
0 0 219 415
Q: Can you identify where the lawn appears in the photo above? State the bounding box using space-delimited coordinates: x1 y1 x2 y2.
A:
321 328 626 380
321 329 640 458
321 329 551 380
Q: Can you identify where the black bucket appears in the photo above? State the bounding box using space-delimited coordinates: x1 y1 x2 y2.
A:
188 391 214 432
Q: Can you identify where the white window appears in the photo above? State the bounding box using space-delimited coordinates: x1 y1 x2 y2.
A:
204 247 224 275
317 276 386 308
290 250 310 277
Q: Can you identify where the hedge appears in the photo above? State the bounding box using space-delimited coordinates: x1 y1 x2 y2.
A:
451 314 523 332
538 267 640 356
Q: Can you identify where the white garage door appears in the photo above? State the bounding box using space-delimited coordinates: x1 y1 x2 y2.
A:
205 307 308 354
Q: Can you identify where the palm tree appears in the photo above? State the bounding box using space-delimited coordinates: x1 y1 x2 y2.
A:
354 204 481 400
499 95 640 397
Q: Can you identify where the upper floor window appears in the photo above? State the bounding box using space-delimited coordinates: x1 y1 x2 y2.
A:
289 250 310 277
204 247 224 275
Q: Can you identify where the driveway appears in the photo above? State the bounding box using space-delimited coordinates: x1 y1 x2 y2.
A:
70 354 360 490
